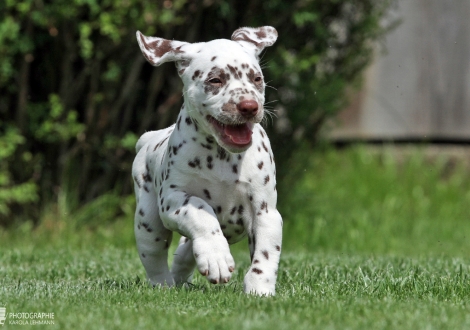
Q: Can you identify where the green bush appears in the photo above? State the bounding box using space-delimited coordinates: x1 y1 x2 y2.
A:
0 0 394 223
0 125 38 223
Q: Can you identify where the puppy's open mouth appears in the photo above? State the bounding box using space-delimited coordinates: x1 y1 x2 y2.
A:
207 116 254 148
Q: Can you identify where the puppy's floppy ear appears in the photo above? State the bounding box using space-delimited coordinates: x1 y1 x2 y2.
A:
231 26 278 58
136 31 193 66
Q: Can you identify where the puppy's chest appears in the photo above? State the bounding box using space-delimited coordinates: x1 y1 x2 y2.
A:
163 134 274 189
159 139 274 243
184 176 252 243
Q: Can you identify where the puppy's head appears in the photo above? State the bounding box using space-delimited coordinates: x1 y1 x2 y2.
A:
137 26 277 153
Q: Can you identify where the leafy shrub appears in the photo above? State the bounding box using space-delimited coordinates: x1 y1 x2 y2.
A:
0 125 38 223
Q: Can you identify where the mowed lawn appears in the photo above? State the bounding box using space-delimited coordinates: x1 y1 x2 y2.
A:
1 145 470 329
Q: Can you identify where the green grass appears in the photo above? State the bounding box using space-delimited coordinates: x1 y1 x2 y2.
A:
281 145 470 256
1 145 470 329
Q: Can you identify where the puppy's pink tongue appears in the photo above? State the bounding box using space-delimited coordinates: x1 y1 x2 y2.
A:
224 124 253 145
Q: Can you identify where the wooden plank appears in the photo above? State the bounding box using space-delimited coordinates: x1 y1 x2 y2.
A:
331 0 470 140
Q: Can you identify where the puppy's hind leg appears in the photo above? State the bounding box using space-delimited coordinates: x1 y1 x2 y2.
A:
171 236 196 285
134 182 174 287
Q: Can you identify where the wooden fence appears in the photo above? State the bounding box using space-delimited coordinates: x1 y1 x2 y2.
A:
331 0 470 141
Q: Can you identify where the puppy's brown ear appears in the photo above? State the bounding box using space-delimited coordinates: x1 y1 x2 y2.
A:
231 26 278 58
136 31 193 66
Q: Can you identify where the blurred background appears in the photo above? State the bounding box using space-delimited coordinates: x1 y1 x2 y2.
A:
1 0 469 253
332 0 470 141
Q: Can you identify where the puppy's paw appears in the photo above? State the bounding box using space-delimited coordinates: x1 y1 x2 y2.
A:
192 235 235 284
243 268 276 296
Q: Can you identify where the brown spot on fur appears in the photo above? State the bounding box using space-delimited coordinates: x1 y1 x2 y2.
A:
222 100 237 113
252 268 263 274
188 157 201 169
264 175 270 185
143 173 152 183
227 64 241 79
207 155 213 169
260 201 268 213
262 141 269 152
201 143 212 150
255 29 267 39
217 146 228 160
203 189 211 200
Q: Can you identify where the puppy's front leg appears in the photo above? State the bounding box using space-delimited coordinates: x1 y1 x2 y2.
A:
160 191 235 284
244 209 283 296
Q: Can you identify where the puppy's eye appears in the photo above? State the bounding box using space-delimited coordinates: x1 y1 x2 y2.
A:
208 78 222 84
254 76 263 83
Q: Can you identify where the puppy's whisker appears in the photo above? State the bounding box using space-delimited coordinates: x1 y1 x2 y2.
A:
263 100 278 106
265 86 277 92
260 58 273 69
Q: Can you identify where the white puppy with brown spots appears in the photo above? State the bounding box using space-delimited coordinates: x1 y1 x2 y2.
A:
132 26 282 296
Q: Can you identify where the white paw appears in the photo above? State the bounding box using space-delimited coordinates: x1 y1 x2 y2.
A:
192 235 235 284
243 269 276 296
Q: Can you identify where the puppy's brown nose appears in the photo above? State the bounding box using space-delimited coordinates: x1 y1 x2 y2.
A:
237 100 259 118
